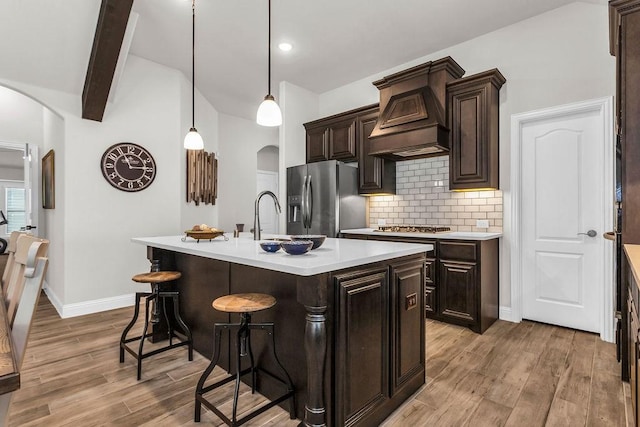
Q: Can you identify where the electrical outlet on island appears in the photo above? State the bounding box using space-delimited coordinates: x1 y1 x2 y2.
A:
476 219 490 229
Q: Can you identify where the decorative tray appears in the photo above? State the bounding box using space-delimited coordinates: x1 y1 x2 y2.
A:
182 230 228 242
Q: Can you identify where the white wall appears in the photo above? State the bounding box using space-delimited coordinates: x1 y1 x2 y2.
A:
0 54 221 316
257 145 279 172
317 2 615 311
279 82 320 231
42 107 65 302
0 86 44 147
217 114 278 233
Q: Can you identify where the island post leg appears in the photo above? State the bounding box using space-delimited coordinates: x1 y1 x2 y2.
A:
297 274 329 427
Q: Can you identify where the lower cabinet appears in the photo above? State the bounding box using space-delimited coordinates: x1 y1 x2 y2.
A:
436 240 498 333
439 259 477 324
424 258 437 314
389 258 425 394
334 256 425 427
342 233 499 334
335 267 389 426
628 266 640 425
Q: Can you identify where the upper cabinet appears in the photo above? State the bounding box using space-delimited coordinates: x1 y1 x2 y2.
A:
305 114 358 163
358 107 396 195
304 104 396 195
447 69 506 191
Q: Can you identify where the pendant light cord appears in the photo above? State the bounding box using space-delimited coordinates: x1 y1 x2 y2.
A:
191 0 196 129
267 0 271 96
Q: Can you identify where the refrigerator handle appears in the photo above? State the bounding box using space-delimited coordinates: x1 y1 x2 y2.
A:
307 175 313 229
301 175 308 228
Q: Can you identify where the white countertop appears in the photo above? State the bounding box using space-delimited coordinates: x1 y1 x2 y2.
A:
132 234 432 277
340 228 502 241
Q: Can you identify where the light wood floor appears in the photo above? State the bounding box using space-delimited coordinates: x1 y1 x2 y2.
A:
7 294 628 426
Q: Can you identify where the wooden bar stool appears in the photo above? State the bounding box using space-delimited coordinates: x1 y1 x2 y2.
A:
119 268 193 380
194 293 295 426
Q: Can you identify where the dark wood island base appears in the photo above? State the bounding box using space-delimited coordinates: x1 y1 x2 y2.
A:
149 247 426 427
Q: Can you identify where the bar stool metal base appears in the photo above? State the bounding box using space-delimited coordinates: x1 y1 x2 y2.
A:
119 288 193 380
194 313 295 425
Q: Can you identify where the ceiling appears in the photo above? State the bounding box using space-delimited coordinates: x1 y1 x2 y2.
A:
0 0 607 121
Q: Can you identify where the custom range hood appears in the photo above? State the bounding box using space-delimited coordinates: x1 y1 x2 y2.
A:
368 57 465 160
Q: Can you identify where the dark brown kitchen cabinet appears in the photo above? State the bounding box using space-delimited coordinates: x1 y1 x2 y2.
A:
626 245 640 426
306 126 330 163
304 104 396 195
629 290 639 426
424 258 437 314
358 108 396 195
305 115 358 163
334 266 390 427
439 259 477 324
342 232 499 334
389 258 425 394
437 240 498 334
447 69 505 191
610 0 640 384
333 254 426 427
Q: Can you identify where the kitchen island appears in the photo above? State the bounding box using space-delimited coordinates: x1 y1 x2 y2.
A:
132 235 430 427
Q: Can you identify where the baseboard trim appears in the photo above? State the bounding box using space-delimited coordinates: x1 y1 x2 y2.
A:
499 306 518 323
43 284 134 319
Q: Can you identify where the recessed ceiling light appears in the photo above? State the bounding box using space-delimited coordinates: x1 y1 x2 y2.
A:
278 42 293 52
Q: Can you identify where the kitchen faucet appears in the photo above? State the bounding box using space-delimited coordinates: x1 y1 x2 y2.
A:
253 191 281 240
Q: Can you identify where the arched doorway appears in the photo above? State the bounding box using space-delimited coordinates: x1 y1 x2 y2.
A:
256 145 279 234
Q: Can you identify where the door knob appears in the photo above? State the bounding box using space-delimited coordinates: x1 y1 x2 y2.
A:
577 230 597 237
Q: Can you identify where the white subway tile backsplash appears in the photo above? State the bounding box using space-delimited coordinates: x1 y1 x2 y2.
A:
367 156 503 232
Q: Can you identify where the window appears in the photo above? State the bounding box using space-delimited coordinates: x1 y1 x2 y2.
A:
5 188 26 233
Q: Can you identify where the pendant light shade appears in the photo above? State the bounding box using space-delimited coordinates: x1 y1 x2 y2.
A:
184 127 204 149
257 94 282 126
184 0 204 150
256 0 282 127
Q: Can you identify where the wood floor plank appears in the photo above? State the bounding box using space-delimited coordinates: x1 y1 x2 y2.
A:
6 293 627 427
546 397 588 427
463 397 511 427
381 400 436 427
587 371 626 426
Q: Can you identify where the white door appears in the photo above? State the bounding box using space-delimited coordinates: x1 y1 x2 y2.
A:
520 103 610 333
256 170 279 234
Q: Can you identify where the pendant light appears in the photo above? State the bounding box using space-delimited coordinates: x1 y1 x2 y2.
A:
256 0 282 127
184 0 204 150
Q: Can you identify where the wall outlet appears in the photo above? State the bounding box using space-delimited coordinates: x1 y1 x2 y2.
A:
476 219 490 229
377 219 386 226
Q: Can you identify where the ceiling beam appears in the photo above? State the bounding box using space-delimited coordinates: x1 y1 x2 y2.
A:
82 0 134 122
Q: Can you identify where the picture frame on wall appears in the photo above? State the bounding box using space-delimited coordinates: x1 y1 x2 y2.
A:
42 149 55 209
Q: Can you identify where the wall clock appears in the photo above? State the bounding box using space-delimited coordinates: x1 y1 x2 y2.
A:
100 142 156 192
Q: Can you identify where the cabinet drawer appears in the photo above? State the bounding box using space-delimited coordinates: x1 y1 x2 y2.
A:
438 241 477 262
425 286 436 314
425 258 436 285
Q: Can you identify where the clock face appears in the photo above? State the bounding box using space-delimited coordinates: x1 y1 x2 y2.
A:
100 143 156 192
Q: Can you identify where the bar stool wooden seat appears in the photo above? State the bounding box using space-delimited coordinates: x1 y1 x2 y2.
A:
194 293 295 426
119 267 193 380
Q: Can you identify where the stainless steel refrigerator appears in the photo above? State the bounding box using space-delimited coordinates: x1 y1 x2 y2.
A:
286 160 366 237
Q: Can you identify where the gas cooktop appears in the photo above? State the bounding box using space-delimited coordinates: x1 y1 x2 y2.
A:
375 225 451 233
